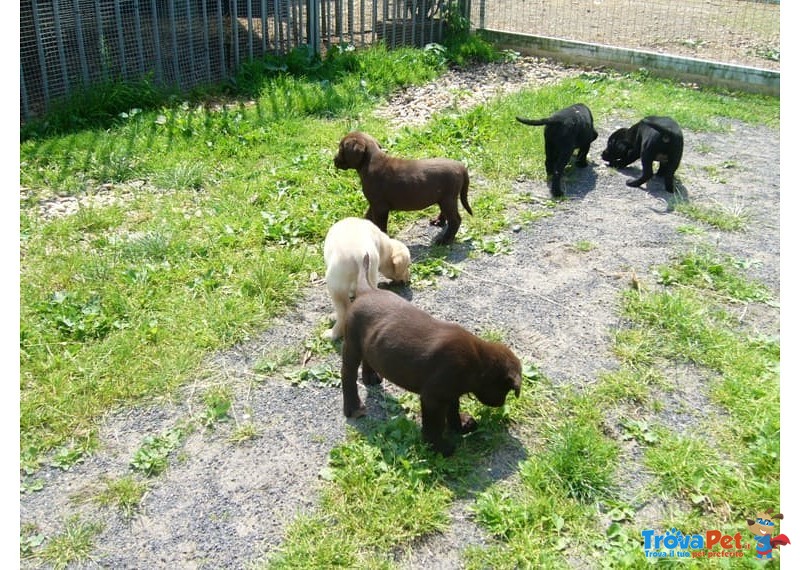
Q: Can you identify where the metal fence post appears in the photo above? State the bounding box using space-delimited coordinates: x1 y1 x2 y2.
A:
308 0 320 55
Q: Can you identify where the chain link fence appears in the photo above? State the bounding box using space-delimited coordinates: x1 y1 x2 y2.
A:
471 0 779 72
20 0 779 121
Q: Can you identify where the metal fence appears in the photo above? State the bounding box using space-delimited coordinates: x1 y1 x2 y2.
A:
471 0 779 72
20 0 449 120
20 0 779 121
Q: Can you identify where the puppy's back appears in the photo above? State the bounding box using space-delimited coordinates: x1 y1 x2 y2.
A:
324 218 381 295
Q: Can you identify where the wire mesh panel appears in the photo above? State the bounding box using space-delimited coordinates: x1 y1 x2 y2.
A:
471 0 779 71
20 0 449 120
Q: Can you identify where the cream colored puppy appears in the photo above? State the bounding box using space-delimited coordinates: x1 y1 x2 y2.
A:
323 217 411 340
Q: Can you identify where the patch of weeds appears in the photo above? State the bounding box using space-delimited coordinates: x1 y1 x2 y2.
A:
656 248 772 303
49 443 87 471
202 386 233 427
753 44 779 62
34 290 127 342
694 142 713 155
285 364 341 388
479 328 506 343
21 478 45 494
516 209 554 227
38 515 103 569
619 418 660 445
21 523 46 559
675 202 749 231
130 424 189 477
266 417 453 567
151 161 207 191
412 247 461 288
253 348 300 375
470 234 513 256
677 224 705 236
229 422 261 444
571 240 596 253
95 475 149 518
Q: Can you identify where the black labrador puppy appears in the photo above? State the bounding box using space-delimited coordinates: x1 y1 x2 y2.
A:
516 103 598 197
601 116 684 193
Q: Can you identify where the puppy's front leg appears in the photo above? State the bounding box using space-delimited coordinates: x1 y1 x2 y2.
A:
421 396 454 456
446 399 477 434
341 340 366 418
627 155 655 188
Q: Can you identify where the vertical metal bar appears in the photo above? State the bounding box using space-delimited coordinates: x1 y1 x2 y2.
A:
324 0 331 46
371 0 377 44
187 0 196 82
261 0 268 54
247 0 253 61
478 0 484 30
360 0 364 46
52 0 70 94
72 0 90 85
151 0 163 84
94 0 108 80
168 0 180 86
383 0 389 47
336 0 342 43
232 0 240 69
347 0 353 43
308 0 318 55
411 0 416 46
286 0 294 48
202 0 211 81
31 0 50 107
114 0 127 77
274 0 281 54
133 0 144 75
21 62 30 121
217 0 226 79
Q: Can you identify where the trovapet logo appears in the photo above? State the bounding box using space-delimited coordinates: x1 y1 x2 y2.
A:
641 509 791 560
641 528 746 559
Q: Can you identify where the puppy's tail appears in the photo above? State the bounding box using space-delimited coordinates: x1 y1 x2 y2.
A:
516 116 551 127
460 171 473 216
355 253 373 297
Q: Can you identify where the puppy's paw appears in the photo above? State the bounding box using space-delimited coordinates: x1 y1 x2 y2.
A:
344 403 367 418
626 178 643 188
459 413 478 434
429 214 446 227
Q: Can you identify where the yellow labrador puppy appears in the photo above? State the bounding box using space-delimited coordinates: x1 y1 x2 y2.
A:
323 217 411 340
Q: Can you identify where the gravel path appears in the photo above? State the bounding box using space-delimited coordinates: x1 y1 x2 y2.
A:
20 57 779 568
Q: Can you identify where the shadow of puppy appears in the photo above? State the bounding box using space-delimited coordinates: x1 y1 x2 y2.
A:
601 116 684 193
340 255 522 456
333 131 473 245
516 103 598 197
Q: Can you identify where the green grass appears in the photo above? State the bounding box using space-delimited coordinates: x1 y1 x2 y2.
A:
38 516 103 570
95 475 149 518
20 39 779 567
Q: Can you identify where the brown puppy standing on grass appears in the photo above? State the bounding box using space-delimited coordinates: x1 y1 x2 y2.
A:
341 254 522 456
333 131 473 245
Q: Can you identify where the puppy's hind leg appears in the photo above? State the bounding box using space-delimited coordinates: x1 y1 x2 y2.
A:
433 199 461 245
341 335 366 418
323 288 350 340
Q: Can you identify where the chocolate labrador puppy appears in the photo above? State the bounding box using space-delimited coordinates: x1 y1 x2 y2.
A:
516 103 598 197
341 255 522 456
333 131 473 245
601 116 684 193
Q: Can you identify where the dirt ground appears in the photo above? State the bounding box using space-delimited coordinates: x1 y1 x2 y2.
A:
19 60 780 567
